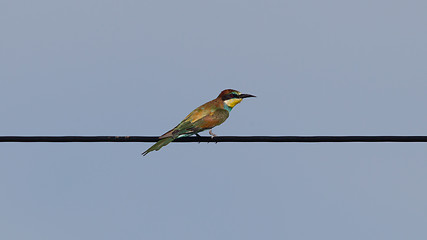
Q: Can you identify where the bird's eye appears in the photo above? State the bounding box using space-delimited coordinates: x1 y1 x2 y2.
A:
223 93 238 100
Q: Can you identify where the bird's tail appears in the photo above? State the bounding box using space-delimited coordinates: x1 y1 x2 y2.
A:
142 137 175 156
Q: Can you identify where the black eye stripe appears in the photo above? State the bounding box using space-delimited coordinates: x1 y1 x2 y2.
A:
222 93 239 100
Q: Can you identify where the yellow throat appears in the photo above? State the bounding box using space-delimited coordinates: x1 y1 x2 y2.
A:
224 98 242 108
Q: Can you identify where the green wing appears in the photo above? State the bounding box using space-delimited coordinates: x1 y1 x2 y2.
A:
160 108 229 139
142 108 229 156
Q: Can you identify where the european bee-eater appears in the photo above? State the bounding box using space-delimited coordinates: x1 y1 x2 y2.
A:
142 89 255 156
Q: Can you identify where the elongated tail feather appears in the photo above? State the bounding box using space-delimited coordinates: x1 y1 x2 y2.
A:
142 137 175 156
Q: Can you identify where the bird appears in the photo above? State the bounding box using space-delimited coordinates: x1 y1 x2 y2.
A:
142 89 256 156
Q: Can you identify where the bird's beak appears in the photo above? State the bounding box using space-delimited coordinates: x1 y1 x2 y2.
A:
239 93 256 99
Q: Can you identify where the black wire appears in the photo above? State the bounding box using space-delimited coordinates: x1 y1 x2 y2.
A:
1 136 427 142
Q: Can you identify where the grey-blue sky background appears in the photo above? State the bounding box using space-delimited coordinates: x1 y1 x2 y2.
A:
1 0 427 239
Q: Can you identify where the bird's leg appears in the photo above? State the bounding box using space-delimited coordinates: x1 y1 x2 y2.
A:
209 129 218 143
209 129 217 138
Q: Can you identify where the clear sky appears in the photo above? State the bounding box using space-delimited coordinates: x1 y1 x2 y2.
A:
1 0 427 239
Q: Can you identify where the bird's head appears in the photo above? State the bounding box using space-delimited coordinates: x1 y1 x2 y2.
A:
218 89 256 110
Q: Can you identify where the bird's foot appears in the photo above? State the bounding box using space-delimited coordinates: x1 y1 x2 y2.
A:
209 129 218 144
209 129 217 139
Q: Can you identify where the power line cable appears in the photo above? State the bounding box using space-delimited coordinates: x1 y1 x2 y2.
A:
1 136 427 143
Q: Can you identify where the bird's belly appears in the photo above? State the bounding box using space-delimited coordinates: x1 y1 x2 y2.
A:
197 113 228 129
